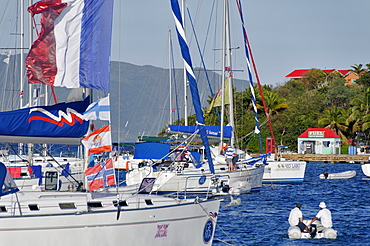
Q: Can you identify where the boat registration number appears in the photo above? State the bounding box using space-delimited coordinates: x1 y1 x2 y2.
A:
278 163 301 169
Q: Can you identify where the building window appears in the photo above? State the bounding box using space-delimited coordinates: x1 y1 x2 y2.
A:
323 141 330 147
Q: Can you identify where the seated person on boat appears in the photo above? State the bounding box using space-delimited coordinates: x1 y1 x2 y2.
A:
288 203 307 232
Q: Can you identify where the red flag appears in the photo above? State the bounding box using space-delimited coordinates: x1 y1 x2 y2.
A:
25 0 67 86
7 167 22 178
82 125 112 155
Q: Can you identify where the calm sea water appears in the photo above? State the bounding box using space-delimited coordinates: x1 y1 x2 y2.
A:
213 163 369 246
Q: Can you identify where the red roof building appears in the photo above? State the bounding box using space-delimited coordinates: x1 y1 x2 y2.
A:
298 128 341 154
285 69 335 78
286 69 359 85
298 128 340 139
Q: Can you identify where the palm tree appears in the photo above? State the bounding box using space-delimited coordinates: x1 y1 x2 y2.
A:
256 90 288 116
318 106 348 140
347 88 370 133
350 64 366 76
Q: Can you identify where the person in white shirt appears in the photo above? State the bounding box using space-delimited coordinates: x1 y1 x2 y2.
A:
309 202 332 229
288 203 307 232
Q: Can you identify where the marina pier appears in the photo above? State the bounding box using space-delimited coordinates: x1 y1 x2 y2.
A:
280 154 370 164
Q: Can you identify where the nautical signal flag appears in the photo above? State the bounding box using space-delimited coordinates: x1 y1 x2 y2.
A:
84 158 115 191
82 125 112 155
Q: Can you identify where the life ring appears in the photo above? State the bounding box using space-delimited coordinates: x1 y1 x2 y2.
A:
125 161 130 172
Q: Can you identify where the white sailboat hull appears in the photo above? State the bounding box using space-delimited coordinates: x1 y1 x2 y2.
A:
263 160 307 184
0 192 220 246
123 163 264 195
152 164 264 195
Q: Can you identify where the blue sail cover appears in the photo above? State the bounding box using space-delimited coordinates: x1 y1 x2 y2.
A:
134 142 171 160
0 163 19 197
168 125 233 139
0 98 89 144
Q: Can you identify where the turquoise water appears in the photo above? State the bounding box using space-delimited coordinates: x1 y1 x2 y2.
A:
213 163 369 245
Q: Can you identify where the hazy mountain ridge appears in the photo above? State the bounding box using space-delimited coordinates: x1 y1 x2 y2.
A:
0 55 248 142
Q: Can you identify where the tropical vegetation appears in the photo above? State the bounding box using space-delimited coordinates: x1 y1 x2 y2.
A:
161 65 370 153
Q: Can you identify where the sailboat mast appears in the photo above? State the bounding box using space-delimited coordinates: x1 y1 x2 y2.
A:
168 30 173 124
18 0 25 156
224 0 235 147
220 0 235 146
181 0 188 126
28 0 33 107
20 0 25 110
219 0 226 145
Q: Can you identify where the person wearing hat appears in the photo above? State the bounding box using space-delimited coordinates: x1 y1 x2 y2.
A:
309 202 332 229
288 203 307 232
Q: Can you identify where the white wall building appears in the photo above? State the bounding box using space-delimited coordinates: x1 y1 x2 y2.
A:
298 128 341 154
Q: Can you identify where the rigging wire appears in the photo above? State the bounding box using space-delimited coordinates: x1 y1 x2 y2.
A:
235 0 277 151
185 6 221 122
169 31 181 123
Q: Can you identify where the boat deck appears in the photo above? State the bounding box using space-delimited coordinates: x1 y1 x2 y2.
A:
280 154 370 164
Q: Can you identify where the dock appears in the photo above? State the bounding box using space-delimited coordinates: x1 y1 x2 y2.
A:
280 154 370 164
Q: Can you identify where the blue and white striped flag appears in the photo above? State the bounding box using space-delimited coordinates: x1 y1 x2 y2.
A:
82 95 110 121
170 0 215 174
236 0 263 152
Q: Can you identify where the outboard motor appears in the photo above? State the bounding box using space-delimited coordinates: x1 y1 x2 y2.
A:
222 185 230 193
324 172 329 179
309 224 317 238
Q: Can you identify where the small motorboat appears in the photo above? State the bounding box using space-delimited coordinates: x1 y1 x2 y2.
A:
319 170 356 179
288 220 337 239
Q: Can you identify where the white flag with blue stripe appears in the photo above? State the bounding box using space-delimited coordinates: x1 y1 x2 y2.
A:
83 95 110 121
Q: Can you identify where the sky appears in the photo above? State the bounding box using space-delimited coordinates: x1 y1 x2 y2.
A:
1 0 369 88
113 0 370 87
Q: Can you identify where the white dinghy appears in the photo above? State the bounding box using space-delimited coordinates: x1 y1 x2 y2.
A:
361 163 370 177
319 170 356 179
288 220 337 239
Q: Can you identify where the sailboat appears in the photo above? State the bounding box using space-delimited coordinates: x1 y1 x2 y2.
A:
112 0 265 196
230 0 307 184
170 0 306 186
0 0 220 245
0 0 86 190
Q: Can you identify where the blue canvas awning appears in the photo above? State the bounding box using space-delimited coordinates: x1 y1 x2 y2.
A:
168 125 232 139
133 142 171 160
